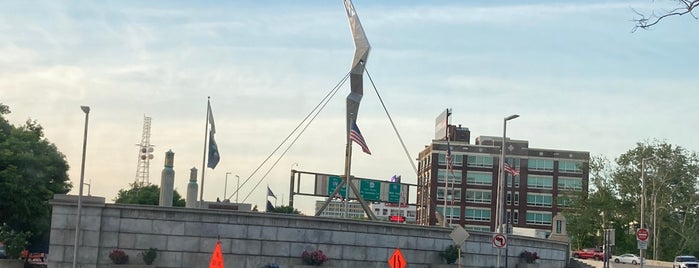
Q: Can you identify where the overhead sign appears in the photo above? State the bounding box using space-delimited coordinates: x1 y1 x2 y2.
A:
360 179 381 201
327 176 347 198
636 228 649 241
388 248 407 268
317 174 408 203
388 183 402 203
492 233 507 248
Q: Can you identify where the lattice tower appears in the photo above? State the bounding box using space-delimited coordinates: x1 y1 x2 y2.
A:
135 116 154 184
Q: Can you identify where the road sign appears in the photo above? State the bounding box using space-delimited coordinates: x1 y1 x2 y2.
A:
388 183 402 203
492 233 507 248
360 179 381 201
388 248 407 268
637 240 648 250
450 225 470 245
636 228 649 241
327 176 347 197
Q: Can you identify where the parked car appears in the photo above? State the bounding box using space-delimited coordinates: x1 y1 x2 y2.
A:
613 253 644 265
0 242 6 259
573 248 605 260
674 255 699 268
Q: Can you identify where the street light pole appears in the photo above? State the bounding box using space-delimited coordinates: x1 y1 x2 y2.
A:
497 114 519 268
72 106 90 268
224 172 232 200
640 156 654 268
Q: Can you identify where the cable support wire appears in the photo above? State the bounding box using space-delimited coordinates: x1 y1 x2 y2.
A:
229 72 350 202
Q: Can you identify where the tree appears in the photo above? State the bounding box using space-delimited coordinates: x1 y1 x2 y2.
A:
612 141 699 260
267 204 302 214
114 182 186 207
633 0 699 31
0 103 71 251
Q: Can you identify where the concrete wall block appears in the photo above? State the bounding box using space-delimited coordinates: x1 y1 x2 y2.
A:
181 252 210 268
330 231 355 245
200 238 230 254
415 237 436 251
98 232 118 248
303 229 332 244
217 223 246 239
153 220 184 235
401 248 428 265
246 225 262 240
52 212 72 229
101 216 121 232
364 246 388 262
397 235 416 249
117 233 137 249
120 218 153 233
77 246 98 264
376 234 400 248
277 227 305 242
48 245 64 263
166 236 201 252
184 222 218 237
233 239 261 255
134 233 168 250
289 242 316 257
263 217 290 227
346 223 368 233
342 245 367 261
260 226 278 240
82 230 101 247
82 215 102 231
82 206 103 216
352 233 371 246
202 214 229 223
157 251 183 268
50 228 69 245
240 215 265 226
101 207 121 217
260 241 291 257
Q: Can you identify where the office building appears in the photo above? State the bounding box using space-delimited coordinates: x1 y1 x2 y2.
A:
416 123 589 235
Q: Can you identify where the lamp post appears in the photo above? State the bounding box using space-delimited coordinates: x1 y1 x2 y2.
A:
640 156 654 268
235 175 240 203
72 106 90 268
224 172 232 200
497 114 519 268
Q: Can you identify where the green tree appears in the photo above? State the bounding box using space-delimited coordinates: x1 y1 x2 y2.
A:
268 205 301 214
114 182 186 207
613 141 699 260
0 103 71 250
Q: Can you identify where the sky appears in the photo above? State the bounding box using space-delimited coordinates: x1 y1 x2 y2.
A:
1 0 698 215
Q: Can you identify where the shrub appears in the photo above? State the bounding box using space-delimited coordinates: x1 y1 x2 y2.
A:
439 245 459 264
109 249 129 264
0 223 31 259
301 249 328 266
140 247 157 265
519 250 539 263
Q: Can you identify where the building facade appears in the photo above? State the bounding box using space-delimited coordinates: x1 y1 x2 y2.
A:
416 124 589 235
371 202 417 224
315 200 366 218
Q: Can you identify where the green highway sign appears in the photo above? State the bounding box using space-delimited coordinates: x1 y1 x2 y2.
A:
327 175 347 197
360 179 381 201
388 183 402 203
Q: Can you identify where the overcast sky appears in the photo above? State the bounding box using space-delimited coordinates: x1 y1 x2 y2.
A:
2 0 698 214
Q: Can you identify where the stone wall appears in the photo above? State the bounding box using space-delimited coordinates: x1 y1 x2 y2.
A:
49 195 570 268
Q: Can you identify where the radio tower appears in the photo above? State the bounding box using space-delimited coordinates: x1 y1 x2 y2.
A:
135 116 154 184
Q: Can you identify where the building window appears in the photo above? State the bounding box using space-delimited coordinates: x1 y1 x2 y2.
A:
466 190 491 204
559 160 583 173
437 169 462 184
526 211 552 225
466 171 492 185
465 225 491 232
465 207 491 222
439 153 463 167
526 193 553 207
557 196 573 207
506 192 519 205
506 173 520 188
505 157 521 168
467 155 493 167
528 159 554 171
558 177 582 191
528 175 553 189
437 188 462 202
556 220 562 234
514 211 519 224
437 205 461 219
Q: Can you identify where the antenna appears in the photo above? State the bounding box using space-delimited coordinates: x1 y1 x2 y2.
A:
135 115 154 184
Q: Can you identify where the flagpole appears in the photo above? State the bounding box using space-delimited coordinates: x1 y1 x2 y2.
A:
344 114 354 218
199 97 210 208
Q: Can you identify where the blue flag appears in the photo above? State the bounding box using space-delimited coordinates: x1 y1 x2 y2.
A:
207 101 220 169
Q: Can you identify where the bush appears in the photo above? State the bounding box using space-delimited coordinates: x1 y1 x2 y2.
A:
0 223 31 259
109 249 129 264
301 249 328 266
140 248 157 265
439 245 459 264
519 250 539 263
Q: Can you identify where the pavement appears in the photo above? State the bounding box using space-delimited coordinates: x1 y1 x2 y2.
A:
576 258 672 268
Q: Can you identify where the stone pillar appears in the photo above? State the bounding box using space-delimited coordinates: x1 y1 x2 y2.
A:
548 212 569 243
186 167 199 208
159 150 175 207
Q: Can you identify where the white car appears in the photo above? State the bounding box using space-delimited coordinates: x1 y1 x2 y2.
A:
674 255 699 268
613 254 643 265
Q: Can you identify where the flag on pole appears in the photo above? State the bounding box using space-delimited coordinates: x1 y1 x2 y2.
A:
504 162 520 176
209 240 224 268
207 101 220 169
446 143 455 176
350 121 371 155
267 186 277 199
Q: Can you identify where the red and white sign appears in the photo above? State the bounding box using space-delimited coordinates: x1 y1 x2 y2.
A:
637 228 649 241
492 234 507 248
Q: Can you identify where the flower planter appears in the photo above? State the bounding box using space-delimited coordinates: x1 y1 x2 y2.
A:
0 259 24 268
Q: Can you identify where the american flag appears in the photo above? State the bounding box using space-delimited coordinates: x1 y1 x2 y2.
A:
504 162 520 176
446 144 455 175
350 121 371 155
